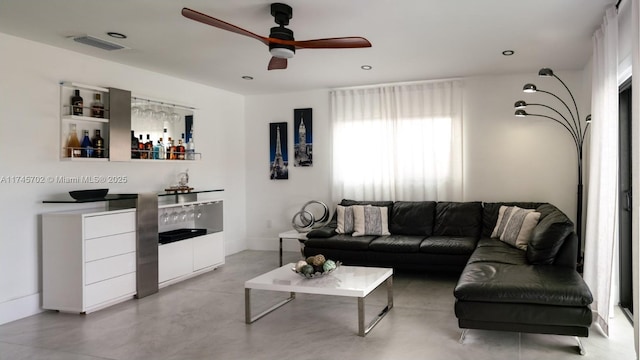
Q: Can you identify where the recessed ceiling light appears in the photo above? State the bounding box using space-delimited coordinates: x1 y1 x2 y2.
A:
361 65 372 70
107 32 127 39
502 50 515 56
242 75 254 80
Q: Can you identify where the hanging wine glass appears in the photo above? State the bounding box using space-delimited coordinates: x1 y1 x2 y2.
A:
160 210 169 225
170 107 181 123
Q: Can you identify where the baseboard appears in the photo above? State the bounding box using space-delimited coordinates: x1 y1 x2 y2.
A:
0 293 43 325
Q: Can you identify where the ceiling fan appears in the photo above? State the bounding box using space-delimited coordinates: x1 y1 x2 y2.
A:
181 3 372 70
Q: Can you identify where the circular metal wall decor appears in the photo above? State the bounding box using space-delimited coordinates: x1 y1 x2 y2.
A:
291 200 329 232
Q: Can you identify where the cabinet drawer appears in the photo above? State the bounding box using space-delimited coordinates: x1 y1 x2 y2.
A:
84 211 136 239
85 252 136 285
85 232 136 262
158 240 192 283
193 232 225 271
85 272 136 309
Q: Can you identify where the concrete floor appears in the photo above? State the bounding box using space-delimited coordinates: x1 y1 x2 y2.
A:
0 250 635 360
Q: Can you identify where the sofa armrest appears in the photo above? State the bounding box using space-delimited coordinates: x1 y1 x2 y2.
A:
307 226 337 238
553 232 578 269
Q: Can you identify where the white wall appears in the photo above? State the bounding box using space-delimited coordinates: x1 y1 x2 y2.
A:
244 90 331 251
463 71 589 222
0 33 247 324
244 71 589 251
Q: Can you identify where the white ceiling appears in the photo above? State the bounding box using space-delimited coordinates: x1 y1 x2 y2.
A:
0 0 615 95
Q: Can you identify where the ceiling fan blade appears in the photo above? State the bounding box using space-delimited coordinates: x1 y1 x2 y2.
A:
182 8 269 46
268 36 372 49
268 57 288 70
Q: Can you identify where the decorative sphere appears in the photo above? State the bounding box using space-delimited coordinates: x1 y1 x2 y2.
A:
323 260 337 272
312 254 326 267
301 264 314 275
306 256 316 265
295 260 308 272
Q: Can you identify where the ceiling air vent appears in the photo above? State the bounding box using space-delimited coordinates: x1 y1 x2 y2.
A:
72 35 125 51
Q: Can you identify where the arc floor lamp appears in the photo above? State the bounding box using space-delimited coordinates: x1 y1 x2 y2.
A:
514 68 591 267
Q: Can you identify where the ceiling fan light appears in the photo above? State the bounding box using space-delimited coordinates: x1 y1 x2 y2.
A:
523 83 537 93
270 47 295 59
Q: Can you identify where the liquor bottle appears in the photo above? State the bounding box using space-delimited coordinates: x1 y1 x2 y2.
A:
66 123 81 158
80 130 94 158
131 130 140 159
145 134 153 159
177 139 186 160
176 133 186 160
155 137 166 160
138 134 147 159
91 93 104 118
71 89 83 116
186 128 195 160
169 139 177 160
92 129 104 158
166 137 173 159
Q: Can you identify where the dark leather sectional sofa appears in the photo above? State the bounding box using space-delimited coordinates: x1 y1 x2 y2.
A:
304 199 593 353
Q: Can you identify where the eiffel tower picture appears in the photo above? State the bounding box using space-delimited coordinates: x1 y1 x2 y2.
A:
269 122 288 179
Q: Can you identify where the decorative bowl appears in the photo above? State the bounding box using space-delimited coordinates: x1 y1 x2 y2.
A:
292 260 341 279
69 188 109 200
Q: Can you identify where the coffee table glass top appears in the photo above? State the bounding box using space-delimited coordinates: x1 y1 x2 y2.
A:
244 263 393 297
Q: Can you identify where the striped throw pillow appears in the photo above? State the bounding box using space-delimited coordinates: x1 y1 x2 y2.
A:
491 206 541 250
336 205 355 234
352 205 391 237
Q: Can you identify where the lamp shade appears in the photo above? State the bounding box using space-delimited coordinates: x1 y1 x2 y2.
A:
538 68 554 77
515 110 528 117
586 115 592 123
523 83 537 93
514 100 527 109
270 47 295 59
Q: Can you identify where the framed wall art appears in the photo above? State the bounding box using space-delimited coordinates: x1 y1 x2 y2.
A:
294 108 312 167
269 122 288 180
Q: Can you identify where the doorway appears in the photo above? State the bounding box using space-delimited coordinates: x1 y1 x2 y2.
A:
619 77 633 321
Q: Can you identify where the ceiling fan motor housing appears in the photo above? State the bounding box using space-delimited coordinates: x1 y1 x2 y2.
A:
271 3 292 26
269 26 295 58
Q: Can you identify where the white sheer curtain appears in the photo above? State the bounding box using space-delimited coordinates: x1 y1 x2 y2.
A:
329 80 463 202
583 6 619 337
631 0 640 354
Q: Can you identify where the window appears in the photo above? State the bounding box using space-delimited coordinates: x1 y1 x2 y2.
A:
330 81 463 201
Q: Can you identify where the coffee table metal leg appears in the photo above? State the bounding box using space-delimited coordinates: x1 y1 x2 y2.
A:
357 276 394 336
279 238 283 266
245 288 295 324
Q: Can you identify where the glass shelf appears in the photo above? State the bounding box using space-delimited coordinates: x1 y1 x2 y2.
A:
43 189 223 204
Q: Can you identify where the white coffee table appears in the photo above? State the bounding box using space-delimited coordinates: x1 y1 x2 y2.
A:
244 263 393 336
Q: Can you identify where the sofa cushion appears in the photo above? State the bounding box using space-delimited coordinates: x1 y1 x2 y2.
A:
433 201 483 238
526 204 574 264
369 235 424 253
419 236 477 255
467 238 528 265
389 201 436 236
352 205 391 236
340 199 394 216
482 202 545 238
304 234 378 251
454 263 593 306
